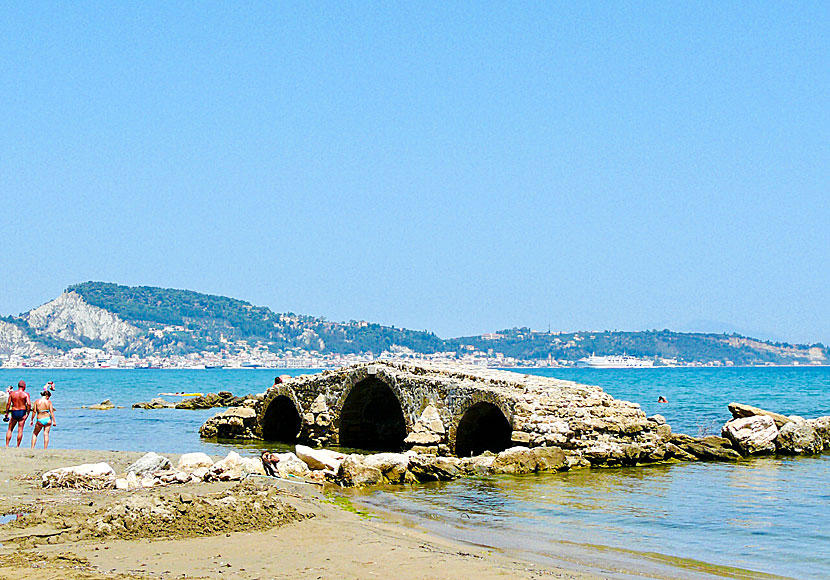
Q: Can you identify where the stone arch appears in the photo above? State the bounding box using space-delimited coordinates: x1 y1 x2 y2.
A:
337 376 408 451
451 395 514 457
259 387 303 442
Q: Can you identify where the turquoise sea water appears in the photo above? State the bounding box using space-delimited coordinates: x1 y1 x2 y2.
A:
2 367 828 578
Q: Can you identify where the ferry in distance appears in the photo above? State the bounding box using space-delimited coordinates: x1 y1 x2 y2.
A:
576 354 655 368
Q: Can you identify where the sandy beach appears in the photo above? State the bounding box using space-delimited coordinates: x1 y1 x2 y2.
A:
0 447 607 580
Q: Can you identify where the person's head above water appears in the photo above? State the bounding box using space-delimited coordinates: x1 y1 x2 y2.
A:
17 380 26 389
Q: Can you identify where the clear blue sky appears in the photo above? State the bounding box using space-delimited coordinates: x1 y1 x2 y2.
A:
2 3 828 344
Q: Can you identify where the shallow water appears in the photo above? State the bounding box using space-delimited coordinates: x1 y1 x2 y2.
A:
1 366 828 578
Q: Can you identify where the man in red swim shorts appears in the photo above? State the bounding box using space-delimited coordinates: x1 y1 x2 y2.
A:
5 380 31 447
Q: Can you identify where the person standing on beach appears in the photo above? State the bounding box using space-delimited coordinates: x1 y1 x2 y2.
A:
30 390 56 449
4 380 31 447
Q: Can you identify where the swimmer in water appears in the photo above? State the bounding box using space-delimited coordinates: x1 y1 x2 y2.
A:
657 396 668 403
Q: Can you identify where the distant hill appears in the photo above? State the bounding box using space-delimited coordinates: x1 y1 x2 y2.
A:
0 281 826 365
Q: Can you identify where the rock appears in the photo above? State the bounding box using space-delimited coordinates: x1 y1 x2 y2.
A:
240 457 266 476
337 455 383 487
89 399 115 410
728 403 792 428
404 431 442 446
664 442 697 461
295 445 344 472
808 416 830 451
175 391 246 410
408 455 460 482
42 462 116 490
459 454 495 476
722 415 778 455
531 446 568 471
491 447 539 474
309 394 328 414
510 431 531 445
114 478 129 490
132 398 174 409
275 452 311 478
189 467 209 482
177 452 214 472
127 452 172 476
199 406 258 439
205 451 245 481
125 471 140 489
363 453 410 483
648 414 667 425
776 419 822 454
669 435 742 461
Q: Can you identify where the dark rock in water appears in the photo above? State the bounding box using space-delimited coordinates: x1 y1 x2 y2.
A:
132 398 174 409
808 417 830 451
664 442 697 461
728 403 792 428
776 419 822 455
175 391 245 410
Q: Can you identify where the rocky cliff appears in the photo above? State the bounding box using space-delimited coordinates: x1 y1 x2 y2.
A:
23 291 141 351
0 320 53 356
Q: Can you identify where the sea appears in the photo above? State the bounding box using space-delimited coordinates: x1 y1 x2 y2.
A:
2 366 828 579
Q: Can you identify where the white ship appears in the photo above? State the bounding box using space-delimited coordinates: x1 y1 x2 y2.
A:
575 354 655 368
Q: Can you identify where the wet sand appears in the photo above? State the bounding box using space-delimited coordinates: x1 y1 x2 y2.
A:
1 447 601 580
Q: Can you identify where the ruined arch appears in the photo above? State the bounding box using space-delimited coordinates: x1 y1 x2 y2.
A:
261 395 302 443
338 377 407 451
454 401 512 457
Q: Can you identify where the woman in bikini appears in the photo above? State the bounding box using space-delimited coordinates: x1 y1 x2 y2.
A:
30 390 56 449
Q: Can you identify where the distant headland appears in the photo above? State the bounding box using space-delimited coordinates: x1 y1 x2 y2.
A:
0 282 826 369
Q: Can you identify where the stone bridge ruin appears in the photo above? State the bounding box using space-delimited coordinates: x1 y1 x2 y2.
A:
201 361 675 464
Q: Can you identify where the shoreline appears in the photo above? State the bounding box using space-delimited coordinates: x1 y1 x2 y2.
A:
1 448 787 580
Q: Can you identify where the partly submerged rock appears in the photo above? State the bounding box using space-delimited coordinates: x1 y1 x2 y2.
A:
776 419 822 455
722 415 778 455
669 434 742 461
88 399 115 410
132 398 174 409
337 454 383 487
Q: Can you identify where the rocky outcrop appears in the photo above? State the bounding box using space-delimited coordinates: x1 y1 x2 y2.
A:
24 292 141 351
174 392 246 410
722 416 778 455
88 399 116 410
0 320 52 357
668 434 742 461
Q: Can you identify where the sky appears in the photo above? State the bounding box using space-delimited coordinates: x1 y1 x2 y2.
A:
1 3 828 344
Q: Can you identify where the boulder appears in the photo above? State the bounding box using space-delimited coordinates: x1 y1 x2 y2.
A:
722 415 778 455
275 452 311 478
240 457 266 476
363 453 411 483
808 416 830 451
404 431 442 446
408 455 461 482
177 452 214 472
205 451 245 481
189 466 209 482
199 406 258 439
127 452 173 476
42 462 116 490
728 403 792 428
664 442 697 461
531 446 568 471
295 445 344 472
337 455 383 487
491 447 539 474
459 454 495 476
776 419 822 454
89 399 115 410
669 435 742 461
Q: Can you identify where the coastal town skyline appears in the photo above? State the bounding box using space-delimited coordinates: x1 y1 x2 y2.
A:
3 4 828 345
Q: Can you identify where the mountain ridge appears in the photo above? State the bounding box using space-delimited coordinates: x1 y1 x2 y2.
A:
0 281 826 366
